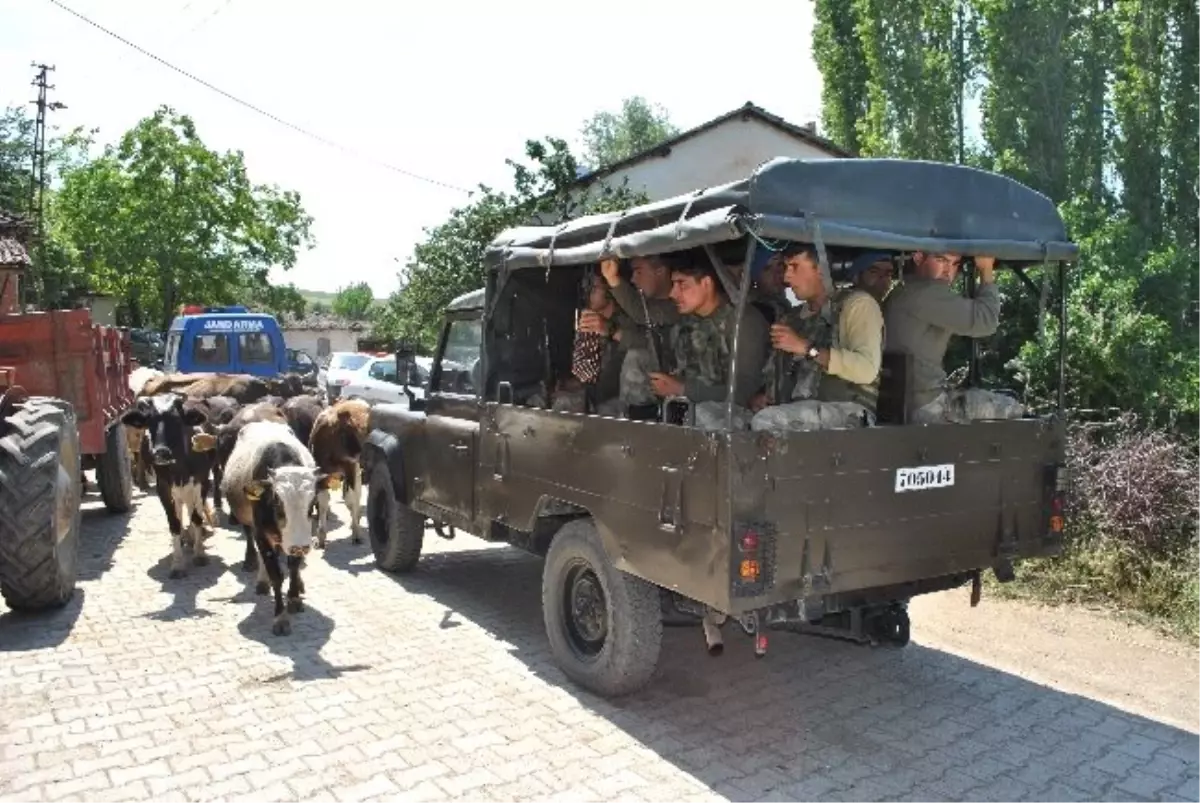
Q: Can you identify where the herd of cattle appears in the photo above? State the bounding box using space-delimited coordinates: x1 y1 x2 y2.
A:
119 368 371 636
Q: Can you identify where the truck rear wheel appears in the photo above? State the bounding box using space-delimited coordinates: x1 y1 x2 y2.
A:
96 422 133 514
542 520 662 697
367 459 425 572
0 397 82 612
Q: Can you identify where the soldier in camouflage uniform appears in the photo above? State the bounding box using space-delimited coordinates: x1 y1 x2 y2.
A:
749 243 884 434
592 255 681 411
647 260 769 432
882 252 1024 423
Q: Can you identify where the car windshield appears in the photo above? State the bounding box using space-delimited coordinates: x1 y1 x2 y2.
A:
329 353 371 371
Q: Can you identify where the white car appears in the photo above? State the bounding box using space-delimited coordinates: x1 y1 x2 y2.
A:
340 355 432 406
324 352 374 400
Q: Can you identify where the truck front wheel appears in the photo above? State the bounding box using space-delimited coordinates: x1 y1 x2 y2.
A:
542 520 662 697
367 459 425 572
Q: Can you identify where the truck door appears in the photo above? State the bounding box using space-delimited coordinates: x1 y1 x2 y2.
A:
417 313 483 528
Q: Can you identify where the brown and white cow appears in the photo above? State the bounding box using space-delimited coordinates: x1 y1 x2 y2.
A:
221 420 326 636
308 398 370 547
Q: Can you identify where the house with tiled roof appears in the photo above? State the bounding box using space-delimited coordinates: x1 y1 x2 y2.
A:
0 211 32 314
540 101 850 222
279 310 371 361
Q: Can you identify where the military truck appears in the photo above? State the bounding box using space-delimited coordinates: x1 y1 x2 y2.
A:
363 157 1077 698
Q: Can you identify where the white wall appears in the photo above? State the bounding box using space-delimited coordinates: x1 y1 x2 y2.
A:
283 328 360 359
578 117 840 206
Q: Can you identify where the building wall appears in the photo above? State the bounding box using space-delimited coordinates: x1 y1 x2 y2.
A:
282 328 360 359
579 117 840 205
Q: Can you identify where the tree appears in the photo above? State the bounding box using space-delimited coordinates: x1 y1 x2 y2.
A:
374 136 648 350
579 97 679 171
54 106 314 329
0 106 97 308
331 281 374 320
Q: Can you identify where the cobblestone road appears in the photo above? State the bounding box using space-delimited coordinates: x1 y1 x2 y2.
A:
1 483 1197 802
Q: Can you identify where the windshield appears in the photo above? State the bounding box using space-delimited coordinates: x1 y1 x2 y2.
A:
329 353 370 371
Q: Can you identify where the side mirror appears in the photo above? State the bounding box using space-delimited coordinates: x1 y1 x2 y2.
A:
394 341 418 405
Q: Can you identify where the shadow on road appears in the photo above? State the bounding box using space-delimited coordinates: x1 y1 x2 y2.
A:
380 544 1200 802
0 588 86 652
235 598 371 683
143 548 229 622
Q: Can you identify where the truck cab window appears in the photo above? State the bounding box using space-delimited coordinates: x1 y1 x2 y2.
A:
434 318 482 396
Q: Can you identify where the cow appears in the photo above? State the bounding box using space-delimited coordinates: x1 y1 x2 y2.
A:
282 395 324 447
126 367 167 490
120 393 216 578
309 398 370 548
139 373 301 404
221 420 326 636
211 402 287 538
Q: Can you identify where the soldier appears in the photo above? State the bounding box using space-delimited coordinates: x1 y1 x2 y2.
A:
882 251 1024 423
561 270 625 416
848 251 896 305
597 254 681 414
646 260 769 431
749 243 884 433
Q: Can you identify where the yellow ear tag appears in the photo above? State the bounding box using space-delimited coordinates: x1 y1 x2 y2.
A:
191 432 217 453
244 483 264 501
328 476 343 492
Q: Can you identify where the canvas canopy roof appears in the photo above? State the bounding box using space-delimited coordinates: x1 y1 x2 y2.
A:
484 156 1079 272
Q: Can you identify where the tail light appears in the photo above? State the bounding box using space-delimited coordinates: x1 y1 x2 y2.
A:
732 521 775 597
1044 464 1069 544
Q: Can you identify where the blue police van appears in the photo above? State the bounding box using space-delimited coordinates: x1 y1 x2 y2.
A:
163 305 288 378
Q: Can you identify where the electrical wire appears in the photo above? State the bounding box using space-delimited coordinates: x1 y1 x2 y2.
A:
45 0 472 194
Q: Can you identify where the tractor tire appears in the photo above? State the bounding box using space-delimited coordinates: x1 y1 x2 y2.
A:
96 422 134 514
0 397 83 612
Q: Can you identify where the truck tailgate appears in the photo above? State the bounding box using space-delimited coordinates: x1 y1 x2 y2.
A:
733 417 1064 599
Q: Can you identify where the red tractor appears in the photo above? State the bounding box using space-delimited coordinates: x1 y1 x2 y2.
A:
0 212 134 613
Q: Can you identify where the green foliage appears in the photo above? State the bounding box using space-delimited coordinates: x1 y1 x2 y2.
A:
52 106 314 329
813 0 1199 634
331 281 374 320
579 97 679 171
0 106 98 307
374 136 648 351
991 418 1199 643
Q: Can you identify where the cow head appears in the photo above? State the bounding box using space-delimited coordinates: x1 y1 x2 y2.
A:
120 393 209 466
244 466 327 556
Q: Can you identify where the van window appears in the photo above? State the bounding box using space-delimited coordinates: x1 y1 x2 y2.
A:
193 333 230 367
165 332 181 370
239 332 275 364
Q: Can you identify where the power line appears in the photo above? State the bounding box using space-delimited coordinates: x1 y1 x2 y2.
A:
45 0 472 194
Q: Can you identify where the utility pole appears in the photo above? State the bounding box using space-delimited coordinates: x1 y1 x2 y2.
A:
28 62 66 307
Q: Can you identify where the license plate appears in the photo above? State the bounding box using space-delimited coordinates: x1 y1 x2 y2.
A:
895 464 955 492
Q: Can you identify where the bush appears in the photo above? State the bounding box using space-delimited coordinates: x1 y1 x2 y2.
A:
997 415 1199 641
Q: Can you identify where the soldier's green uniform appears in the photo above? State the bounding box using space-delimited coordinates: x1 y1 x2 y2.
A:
668 299 769 431
608 280 679 408
751 288 883 433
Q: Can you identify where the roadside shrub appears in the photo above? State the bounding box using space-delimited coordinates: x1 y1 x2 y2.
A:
1001 415 1199 641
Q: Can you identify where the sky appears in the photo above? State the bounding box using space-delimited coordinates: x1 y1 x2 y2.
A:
0 0 828 298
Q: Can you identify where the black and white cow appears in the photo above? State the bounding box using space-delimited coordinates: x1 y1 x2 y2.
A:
120 393 217 578
220 420 325 636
